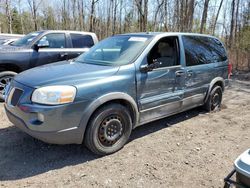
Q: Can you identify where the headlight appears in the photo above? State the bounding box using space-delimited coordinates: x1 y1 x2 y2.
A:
31 86 76 105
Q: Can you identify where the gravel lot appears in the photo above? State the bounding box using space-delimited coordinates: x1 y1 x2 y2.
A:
0 79 249 188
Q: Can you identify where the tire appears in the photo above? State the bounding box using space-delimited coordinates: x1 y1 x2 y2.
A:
204 85 223 112
0 71 17 102
84 103 132 155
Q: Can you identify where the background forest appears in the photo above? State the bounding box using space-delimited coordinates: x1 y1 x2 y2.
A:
0 0 249 71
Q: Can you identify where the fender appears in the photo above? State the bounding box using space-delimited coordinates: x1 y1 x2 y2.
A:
204 77 225 103
78 92 140 142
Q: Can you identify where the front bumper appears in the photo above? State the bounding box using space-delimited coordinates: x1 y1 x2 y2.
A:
5 106 83 144
4 80 87 144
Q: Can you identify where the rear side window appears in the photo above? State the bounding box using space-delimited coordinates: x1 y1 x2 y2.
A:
70 34 94 48
183 36 227 66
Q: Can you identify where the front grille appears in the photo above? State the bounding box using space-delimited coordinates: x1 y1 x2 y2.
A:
10 88 23 106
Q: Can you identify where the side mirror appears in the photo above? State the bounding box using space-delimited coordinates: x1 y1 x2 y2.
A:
34 40 49 51
140 59 161 72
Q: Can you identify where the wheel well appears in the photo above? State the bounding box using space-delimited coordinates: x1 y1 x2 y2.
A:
205 80 225 103
88 99 137 128
213 81 224 91
0 64 21 73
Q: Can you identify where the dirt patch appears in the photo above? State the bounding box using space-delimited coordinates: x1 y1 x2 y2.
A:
232 71 250 81
0 80 249 187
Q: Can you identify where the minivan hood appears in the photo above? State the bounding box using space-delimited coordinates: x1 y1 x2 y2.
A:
14 61 120 88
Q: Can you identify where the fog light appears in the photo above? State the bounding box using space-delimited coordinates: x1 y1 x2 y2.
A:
37 113 44 122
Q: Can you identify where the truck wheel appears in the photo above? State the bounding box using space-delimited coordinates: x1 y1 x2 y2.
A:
85 103 132 155
0 71 17 102
204 85 223 112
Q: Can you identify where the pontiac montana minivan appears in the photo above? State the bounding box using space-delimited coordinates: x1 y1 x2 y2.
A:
4 32 230 155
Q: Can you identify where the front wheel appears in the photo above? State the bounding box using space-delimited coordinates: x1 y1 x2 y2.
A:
0 71 17 102
84 103 132 155
204 85 223 112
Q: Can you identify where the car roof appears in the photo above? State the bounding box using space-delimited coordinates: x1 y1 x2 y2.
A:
40 30 96 35
119 32 218 39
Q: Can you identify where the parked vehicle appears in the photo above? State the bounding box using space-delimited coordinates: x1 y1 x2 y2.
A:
0 34 24 46
0 38 20 45
0 30 98 101
4 32 230 155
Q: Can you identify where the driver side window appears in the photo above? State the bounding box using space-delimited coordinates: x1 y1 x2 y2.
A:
38 33 66 48
148 36 179 68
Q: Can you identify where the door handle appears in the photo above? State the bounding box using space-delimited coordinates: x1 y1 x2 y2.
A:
187 70 193 77
175 70 185 77
60 53 68 58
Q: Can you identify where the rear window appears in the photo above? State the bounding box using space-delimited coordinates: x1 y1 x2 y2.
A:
70 34 94 48
183 36 227 66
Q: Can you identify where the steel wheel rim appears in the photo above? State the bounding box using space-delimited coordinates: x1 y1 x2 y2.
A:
0 76 12 97
98 115 124 147
212 89 221 109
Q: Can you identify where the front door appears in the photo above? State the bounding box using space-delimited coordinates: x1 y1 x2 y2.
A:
137 36 185 124
30 33 68 68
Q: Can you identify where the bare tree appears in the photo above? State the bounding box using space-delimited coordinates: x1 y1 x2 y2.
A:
5 0 12 33
174 0 180 31
77 0 85 31
212 0 223 35
18 0 24 34
89 0 99 32
119 0 123 33
234 0 240 43
153 0 164 31
112 0 118 35
27 0 42 30
229 0 235 48
180 0 185 31
134 0 148 32
72 0 77 30
187 0 195 32
163 0 168 31
200 0 210 33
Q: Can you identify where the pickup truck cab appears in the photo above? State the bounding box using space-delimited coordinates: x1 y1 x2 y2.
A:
4 32 230 155
0 30 98 100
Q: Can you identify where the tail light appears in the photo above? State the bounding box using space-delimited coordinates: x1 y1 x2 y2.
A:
228 63 232 79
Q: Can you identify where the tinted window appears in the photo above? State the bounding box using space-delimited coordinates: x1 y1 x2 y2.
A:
183 36 227 66
70 34 94 48
38 33 66 48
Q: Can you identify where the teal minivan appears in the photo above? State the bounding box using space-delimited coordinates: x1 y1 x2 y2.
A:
5 32 230 155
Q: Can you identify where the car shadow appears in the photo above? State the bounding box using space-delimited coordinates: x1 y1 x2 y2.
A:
0 107 206 181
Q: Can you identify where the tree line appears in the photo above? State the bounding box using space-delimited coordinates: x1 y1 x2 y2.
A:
0 0 249 71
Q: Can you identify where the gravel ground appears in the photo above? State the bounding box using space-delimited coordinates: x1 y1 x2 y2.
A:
0 79 249 188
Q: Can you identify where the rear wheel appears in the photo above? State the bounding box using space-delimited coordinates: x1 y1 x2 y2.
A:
84 103 132 155
204 85 223 112
0 71 17 102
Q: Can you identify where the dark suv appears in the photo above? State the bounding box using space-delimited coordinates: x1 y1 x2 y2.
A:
4 32 230 155
0 30 98 100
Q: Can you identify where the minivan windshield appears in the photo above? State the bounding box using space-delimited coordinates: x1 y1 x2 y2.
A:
11 31 42 46
76 35 153 66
